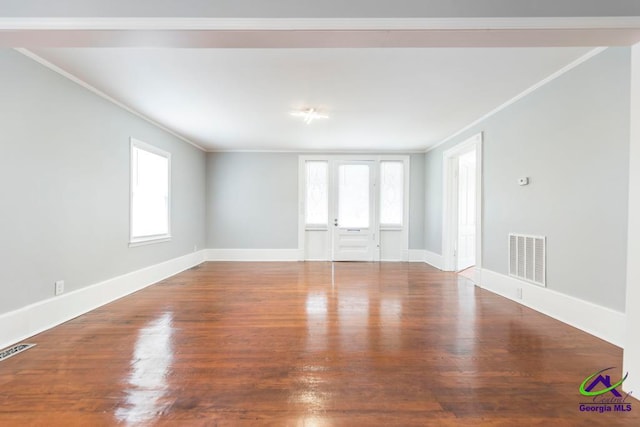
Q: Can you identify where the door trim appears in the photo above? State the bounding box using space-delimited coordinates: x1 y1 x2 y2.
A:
442 133 483 279
298 154 410 262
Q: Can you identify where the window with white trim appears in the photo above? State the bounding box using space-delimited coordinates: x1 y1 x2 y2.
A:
130 139 171 245
379 161 404 227
305 161 328 227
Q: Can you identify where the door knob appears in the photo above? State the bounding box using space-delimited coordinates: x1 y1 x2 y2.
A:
334 219 338 226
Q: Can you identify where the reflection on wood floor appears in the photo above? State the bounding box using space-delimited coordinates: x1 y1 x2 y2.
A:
0 262 636 426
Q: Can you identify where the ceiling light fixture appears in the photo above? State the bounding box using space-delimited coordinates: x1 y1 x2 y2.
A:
290 108 329 124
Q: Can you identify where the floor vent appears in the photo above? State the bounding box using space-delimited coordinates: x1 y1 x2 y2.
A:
509 234 546 287
0 343 36 362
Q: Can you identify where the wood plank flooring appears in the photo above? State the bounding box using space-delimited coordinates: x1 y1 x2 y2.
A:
0 262 637 426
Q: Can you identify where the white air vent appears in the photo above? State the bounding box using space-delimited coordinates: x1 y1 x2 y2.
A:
509 234 545 287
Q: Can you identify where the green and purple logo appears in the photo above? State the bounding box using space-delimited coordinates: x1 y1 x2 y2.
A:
578 367 633 413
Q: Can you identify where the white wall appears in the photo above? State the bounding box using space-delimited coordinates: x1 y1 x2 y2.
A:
205 152 426 251
0 49 206 315
206 152 299 249
424 47 631 312
623 41 640 395
424 148 444 253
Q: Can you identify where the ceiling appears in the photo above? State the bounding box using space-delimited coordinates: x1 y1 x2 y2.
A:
4 2 640 152
31 46 594 152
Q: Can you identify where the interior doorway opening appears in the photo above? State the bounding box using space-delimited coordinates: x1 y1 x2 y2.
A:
442 133 483 283
456 149 477 272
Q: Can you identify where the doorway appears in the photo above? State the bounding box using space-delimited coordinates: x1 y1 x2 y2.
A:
332 161 376 261
299 155 409 262
442 133 482 282
456 149 476 271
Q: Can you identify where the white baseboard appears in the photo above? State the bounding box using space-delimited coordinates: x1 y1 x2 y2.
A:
206 248 302 261
424 250 444 270
0 250 206 350
408 249 426 262
208 249 423 263
206 248 436 263
479 268 625 347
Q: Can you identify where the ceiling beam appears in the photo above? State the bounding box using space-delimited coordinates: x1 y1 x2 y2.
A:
1 17 640 48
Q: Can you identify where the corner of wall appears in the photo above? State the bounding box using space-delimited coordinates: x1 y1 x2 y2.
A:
623 41 640 395
424 250 444 270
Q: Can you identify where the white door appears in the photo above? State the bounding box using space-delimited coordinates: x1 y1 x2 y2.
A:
332 161 377 261
456 150 476 271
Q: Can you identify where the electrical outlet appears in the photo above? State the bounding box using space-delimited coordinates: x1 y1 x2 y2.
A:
517 288 523 300
55 280 64 296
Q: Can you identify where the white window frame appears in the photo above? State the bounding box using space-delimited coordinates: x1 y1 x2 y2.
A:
379 160 406 230
304 160 330 230
129 138 172 247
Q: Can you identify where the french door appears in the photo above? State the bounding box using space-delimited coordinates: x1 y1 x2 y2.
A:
299 155 408 262
332 161 376 261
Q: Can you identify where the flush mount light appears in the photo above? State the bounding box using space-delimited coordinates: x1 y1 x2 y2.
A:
290 108 329 124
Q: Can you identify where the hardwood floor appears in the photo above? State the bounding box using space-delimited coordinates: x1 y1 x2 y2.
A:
457 266 475 282
0 262 637 426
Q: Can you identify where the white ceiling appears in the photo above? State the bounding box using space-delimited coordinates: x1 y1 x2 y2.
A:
31 46 593 152
6 3 639 152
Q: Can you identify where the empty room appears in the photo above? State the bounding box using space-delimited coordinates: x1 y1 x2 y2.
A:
3 1 640 425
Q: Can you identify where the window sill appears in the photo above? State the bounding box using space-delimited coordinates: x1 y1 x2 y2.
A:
129 235 172 248
380 226 403 231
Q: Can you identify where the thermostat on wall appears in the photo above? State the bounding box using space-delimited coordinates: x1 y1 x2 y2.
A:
518 177 529 186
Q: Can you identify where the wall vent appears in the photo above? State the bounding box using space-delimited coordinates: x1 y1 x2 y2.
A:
509 234 546 287
0 343 36 362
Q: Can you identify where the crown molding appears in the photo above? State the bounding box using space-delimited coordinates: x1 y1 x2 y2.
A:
424 46 609 153
14 48 205 152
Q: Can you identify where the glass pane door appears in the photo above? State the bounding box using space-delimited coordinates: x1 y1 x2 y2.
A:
338 164 370 228
332 161 375 261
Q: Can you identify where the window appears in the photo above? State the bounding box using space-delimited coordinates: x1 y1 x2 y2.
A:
379 161 404 226
130 138 171 246
305 161 328 227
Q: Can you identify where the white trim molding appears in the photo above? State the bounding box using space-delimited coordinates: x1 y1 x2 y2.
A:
129 138 173 246
427 47 608 153
13 49 205 152
206 248 446 267
0 250 206 350
424 250 444 270
479 268 625 347
408 249 426 263
407 249 445 269
206 248 302 262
